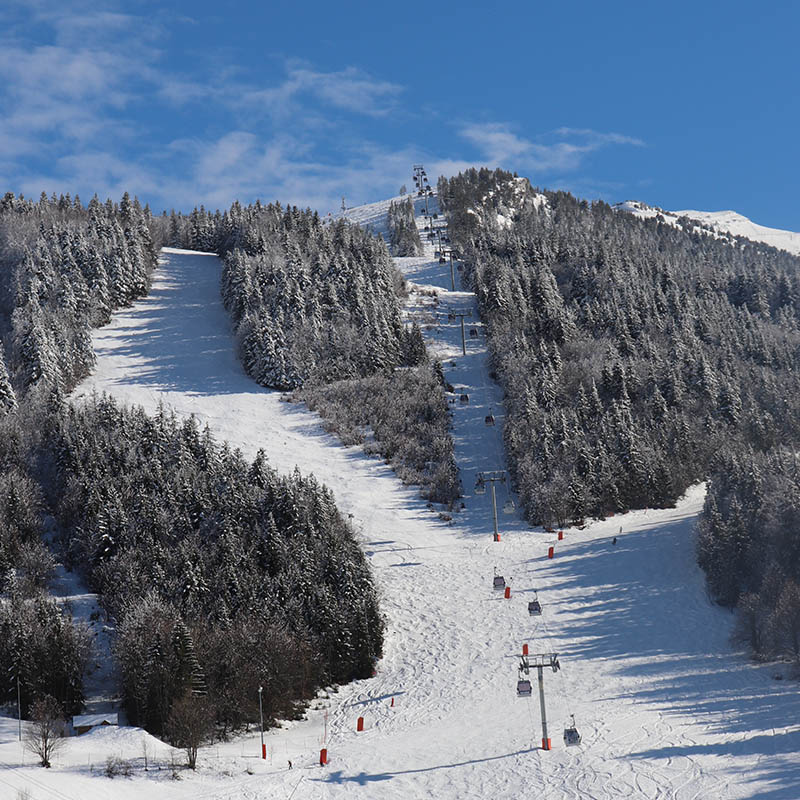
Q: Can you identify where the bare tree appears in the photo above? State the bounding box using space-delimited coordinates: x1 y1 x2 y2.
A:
165 692 214 770
24 695 66 768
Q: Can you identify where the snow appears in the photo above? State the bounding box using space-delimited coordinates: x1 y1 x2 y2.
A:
615 200 800 256
5 202 800 798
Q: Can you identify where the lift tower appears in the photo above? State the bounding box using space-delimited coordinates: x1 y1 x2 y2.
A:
518 652 561 750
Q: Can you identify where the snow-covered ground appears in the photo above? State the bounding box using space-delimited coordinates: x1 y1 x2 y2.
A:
4 202 800 799
615 200 800 256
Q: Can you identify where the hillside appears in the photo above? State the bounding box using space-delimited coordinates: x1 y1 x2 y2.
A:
2 192 800 799
615 200 800 256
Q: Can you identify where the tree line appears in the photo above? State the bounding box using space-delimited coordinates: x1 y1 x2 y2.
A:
0 192 384 743
156 200 458 506
439 168 800 660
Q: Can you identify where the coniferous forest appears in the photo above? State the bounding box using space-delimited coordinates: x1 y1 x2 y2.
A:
3 163 800 741
0 193 384 733
157 200 459 505
439 167 800 662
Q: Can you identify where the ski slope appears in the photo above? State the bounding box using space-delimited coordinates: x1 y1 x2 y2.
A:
3 203 800 799
615 200 800 256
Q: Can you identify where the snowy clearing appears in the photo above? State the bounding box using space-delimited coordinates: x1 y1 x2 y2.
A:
3 202 800 798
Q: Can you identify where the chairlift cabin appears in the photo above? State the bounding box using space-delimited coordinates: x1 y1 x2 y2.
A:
493 575 506 590
485 412 495 426
564 715 582 746
517 678 533 697
503 499 516 514
528 599 542 616
460 393 470 404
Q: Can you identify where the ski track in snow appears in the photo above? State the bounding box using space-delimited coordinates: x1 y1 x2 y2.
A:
3 196 800 799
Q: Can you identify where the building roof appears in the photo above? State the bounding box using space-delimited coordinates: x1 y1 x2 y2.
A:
72 713 118 727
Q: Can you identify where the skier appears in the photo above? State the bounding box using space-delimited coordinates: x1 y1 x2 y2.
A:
288 759 293 769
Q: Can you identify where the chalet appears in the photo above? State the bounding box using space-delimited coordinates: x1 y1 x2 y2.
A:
71 713 118 736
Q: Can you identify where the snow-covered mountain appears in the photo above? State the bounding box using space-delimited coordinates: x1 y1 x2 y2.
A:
3 192 798 800
615 200 800 256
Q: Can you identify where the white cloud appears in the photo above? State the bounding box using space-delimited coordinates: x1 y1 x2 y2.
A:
459 122 644 173
0 5 643 215
239 64 404 119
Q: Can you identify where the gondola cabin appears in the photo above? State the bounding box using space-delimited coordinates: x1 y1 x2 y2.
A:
493 575 506 590
485 413 495 426
564 715 582 746
460 393 469 404
469 328 478 338
439 256 446 264
528 599 542 615
503 499 516 514
517 679 532 697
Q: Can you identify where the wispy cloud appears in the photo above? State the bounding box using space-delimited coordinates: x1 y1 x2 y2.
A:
459 122 644 173
239 64 404 119
1 4 643 214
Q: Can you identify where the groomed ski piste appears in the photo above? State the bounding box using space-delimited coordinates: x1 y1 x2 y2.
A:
2 186 800 800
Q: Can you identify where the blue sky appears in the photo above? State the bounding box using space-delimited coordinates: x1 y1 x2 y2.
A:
2 1 797 229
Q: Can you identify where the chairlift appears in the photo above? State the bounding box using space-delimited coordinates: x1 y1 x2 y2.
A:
503 499 516 515
563 715 582 746
485 412 495 426
517 677 533 697
493 575 506 590
460 393 470 404
439 257 446 264
474 476 486 495
528 598 542 616
469 328 478 338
